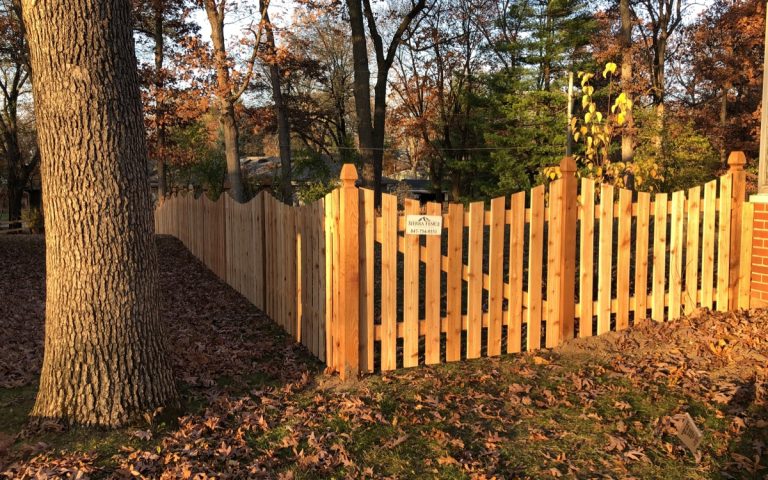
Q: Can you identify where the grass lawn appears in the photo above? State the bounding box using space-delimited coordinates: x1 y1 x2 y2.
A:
0 236 766 479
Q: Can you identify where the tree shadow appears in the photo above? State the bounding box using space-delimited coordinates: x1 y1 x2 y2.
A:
156 235 323 400
720 375 767 478
0 235 326 474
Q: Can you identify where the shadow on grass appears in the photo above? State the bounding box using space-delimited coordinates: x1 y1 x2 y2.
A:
720 377 768 478
0 236 324 475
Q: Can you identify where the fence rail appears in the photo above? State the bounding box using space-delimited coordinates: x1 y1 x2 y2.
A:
155 152 753 379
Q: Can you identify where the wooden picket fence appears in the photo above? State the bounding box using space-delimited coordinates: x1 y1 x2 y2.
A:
155 190 329 362
155 153 754 379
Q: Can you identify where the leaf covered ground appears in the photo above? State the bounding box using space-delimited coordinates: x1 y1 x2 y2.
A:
0 235 766 479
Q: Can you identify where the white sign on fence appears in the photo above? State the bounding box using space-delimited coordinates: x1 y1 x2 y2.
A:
405 215 443 236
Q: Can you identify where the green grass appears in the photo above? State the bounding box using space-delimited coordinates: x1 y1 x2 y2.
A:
0 384 36 434
0 382 162 475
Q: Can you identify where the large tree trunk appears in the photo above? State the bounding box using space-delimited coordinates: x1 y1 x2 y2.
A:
619 0 634 163
262 2 292 203
22 0 177 426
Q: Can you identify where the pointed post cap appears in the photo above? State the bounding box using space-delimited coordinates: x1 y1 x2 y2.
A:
340 163 358 188
560 156 577 174
727 151 746 172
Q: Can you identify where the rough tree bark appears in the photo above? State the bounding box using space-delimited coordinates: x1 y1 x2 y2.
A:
619 0 634 163
261 0 292 203
22 0 177 426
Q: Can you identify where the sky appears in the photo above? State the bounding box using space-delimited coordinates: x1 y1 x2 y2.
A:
191 0 296 44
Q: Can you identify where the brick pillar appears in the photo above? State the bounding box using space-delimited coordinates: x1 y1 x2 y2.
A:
750 199 768 307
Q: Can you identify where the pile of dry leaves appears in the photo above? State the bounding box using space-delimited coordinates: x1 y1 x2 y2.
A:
0 236 766 479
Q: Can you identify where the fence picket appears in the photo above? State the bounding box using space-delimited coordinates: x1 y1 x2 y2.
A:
333 191 342 369
579 178 595 337
360 189 374 371
701 181 717 309
403 199 420 368
739 203 754 309
381 193 398 371
467 201 484 359
324 192 334 366
616 188 632 330
716 175 732 311
298 207 305 347
546 181 563 348
316 199 326 360
684 187 701 314
507 192 525 353
668 190 685 320
527 185 545 351
266 196 272 317
652 193 668 322
488 196 505 356
303 207 311 350
446 203 464 361
254 193 264 310
425 202 442 364
597 184 614 335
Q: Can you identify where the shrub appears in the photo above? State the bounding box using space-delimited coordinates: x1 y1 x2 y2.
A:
22 208 44 233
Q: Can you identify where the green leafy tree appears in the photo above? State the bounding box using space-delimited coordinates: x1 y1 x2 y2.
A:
633 108 721 192
566 63 662 191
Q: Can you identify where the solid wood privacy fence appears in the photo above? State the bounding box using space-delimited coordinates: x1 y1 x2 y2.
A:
155 153 754 379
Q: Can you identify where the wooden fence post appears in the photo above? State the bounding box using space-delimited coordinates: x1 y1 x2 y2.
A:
338 164 360 380
728 151 746 310
559 157 578 341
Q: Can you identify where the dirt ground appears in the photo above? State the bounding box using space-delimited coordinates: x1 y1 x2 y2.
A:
0 235 766 479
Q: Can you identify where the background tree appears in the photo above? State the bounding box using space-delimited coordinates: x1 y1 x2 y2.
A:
22 0 177 425
390 0 488 199
133 0 198 197
201 0 267 201
0 0 38 227
479 0 595 195
633 0 685 149
619 0 634 163
283 8 356 164
345 0 428 203
260 0 292 202
673 0 764 163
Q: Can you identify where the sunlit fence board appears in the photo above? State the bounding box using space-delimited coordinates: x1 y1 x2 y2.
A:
616 188 632 331
597 184 614 335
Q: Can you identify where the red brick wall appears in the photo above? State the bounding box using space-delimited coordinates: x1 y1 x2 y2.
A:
751 202 768 307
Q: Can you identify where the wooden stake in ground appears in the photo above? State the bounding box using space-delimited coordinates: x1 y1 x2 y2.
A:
22 0 177 426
